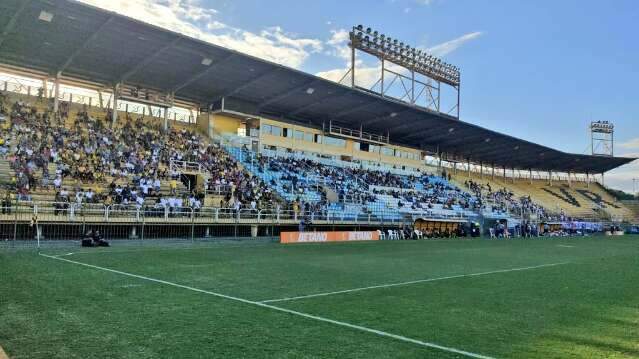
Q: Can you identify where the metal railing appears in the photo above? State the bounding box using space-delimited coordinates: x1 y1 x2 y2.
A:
0 202 420 225
170 159 202 174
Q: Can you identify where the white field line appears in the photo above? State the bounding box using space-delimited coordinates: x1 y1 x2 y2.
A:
556 245 575 248
261 262 570 303
39 253 494 359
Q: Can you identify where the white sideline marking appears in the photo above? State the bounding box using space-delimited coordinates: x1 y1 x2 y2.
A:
261 262 569 303
39 253 493 359
557 245 575 248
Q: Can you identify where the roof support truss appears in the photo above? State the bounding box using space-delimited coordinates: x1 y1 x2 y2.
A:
257 79 318 110
333 99 376 118
287 92 346 117
119 36 182 84
213 67 281 103
0 0 31 49
58 16 115 74
362 109 412 128
172 53 236 93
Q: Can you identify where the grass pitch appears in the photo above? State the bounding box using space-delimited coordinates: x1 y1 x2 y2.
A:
1 236 638 358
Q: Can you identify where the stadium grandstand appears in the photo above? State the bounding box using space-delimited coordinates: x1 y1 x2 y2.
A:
2 1 639 359
0 0 636 242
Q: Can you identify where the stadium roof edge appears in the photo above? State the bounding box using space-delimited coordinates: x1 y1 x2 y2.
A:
0 0 635 173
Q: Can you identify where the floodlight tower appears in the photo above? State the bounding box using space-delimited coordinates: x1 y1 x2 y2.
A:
346 25 461 118
590 121 614 156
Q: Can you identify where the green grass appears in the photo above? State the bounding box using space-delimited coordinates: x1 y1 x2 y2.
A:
1 236 638 358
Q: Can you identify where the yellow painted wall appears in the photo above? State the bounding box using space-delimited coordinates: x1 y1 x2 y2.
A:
258 118 424 169
196 113 209 136
212 114 242 135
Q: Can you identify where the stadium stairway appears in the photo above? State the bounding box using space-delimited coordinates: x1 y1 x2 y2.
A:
0 158 12 185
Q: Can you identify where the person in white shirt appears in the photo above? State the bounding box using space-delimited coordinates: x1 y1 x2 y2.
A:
85 189 94 203
135 195 145 209
75 191 84 205
53 176 62 189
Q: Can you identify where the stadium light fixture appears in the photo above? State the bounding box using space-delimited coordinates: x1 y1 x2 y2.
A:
349 25 460 86
306 87 315 95
39 10 54 22
201 58 213 66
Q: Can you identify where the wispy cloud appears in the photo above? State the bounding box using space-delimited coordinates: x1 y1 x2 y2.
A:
78 0 322 69
604 138 639 192
619 137 639 150
424 31 483 57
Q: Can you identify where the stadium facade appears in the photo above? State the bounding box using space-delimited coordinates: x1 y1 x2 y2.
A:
0 0 637 242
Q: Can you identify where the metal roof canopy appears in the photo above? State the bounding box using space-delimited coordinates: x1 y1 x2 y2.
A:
0 0 635 174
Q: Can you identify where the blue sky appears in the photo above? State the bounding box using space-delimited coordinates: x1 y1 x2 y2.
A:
81 0 639 192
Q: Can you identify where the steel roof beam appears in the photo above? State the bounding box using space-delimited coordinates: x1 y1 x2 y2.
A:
333 99 377 118
119 36 182 84
213 67 281 102
257 78 319 110
172 53 236 93
0 0 31 49
58 16 115 74
287 91 346 117
362 108 413 128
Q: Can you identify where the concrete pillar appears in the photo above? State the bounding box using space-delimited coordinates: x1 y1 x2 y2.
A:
529 169 533 185
112 84 119 126
548 171 552 186
163 107 169 131
53 72 60 113
129 226 138 239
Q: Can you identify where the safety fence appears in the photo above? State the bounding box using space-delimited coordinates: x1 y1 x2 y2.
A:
0 202 421 242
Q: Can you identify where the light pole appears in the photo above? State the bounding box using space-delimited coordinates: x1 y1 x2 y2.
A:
633 178 639 198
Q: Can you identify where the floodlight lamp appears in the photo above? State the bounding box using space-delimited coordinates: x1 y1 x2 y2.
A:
373 31 378 37
39 11 54 22
357 25 363 30
201 58 213 66
366 27 372 34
